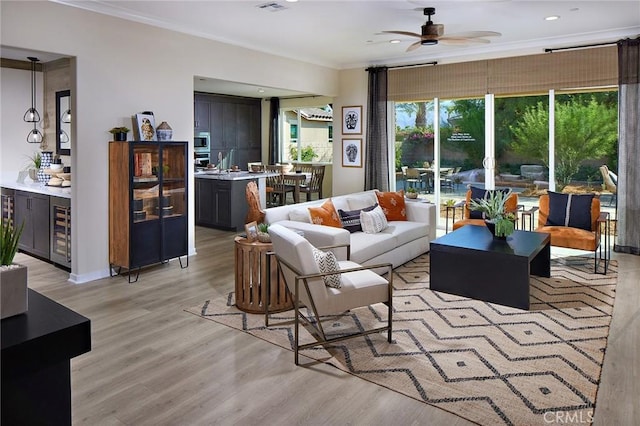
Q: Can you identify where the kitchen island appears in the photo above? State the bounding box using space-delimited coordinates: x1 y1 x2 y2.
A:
195 170 277 231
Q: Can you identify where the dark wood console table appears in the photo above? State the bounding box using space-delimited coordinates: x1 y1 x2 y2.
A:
1 289 91 425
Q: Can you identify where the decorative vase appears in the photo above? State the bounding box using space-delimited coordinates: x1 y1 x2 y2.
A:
485 220 507 240
0 264 28 319
156 121 173 141
38 151 52 183
257 232 271 243
114 132 127 141
28 169 38 181
406 192 418 199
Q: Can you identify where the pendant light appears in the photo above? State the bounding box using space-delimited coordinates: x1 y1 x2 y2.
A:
59 129 70 143
61 108 71 124
24 56 43 144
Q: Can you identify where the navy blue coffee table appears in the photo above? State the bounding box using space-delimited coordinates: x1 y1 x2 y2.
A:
430 225 551 310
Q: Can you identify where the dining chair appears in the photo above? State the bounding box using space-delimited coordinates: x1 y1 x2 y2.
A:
265 165 294 206
299 165 325 201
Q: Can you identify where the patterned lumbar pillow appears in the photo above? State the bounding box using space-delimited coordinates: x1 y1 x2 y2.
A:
312 247 341 288
360 205 389 234
546 191 594 231
338 203 378 233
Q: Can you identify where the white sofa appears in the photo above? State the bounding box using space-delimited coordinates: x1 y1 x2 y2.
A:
264 190 437 268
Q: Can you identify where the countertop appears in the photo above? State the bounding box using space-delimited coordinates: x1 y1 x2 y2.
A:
1 178 71 199
194 170 278 181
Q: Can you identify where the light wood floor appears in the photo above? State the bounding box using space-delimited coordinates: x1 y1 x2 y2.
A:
18 227 640 425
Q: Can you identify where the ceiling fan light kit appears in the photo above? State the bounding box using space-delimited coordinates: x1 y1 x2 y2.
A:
383 7 501 52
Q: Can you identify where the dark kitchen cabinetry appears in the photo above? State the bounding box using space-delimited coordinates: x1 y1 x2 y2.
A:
109 140 188 282
195 177 253 231
194 93 261 169
14 190 50 260
194 94 211 133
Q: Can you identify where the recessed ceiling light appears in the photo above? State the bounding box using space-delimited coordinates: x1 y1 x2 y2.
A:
258 88 265 93
545 15 560 21
285 0 298 2
390 39 401 44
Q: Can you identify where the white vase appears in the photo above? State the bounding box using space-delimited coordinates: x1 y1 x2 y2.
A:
0 264 28 319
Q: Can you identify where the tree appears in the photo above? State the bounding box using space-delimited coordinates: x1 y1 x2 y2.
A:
289 145 317 162
510 99 617 186
396 101 433 128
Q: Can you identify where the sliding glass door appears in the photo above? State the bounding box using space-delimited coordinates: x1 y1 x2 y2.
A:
393 88 618 229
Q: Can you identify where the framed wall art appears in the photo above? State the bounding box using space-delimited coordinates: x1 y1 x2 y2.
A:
135 112 156 141
342 105 362 135
342 138 362 168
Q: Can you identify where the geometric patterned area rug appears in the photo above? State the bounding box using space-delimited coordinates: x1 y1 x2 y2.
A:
186 254 617 426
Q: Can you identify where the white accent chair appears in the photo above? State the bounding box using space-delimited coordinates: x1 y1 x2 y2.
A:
268 224 393 365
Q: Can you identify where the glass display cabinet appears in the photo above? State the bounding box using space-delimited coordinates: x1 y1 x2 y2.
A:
109 140 188 282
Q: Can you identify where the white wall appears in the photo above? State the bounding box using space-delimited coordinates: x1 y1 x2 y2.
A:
1 1 340 283
333 68 368 196
0 67 44 174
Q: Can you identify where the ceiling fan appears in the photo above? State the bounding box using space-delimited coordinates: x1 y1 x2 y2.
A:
383 7 501 51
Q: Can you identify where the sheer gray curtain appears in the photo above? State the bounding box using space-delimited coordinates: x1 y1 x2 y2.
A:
615 37 640 255
268 97 280 164
365 67 389 191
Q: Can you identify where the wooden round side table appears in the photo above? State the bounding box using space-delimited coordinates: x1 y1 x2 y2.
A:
234 236 293 314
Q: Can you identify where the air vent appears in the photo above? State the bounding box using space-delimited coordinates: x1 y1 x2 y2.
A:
257 2 288 12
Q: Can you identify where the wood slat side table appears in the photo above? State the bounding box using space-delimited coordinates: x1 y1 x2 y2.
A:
234 236 293 315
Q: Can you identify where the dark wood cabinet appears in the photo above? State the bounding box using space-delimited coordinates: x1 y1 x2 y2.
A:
14 190 50 260
194 93 262 169
194 95 210 133
109 141 188 282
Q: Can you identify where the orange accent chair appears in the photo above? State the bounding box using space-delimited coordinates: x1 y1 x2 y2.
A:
535 194 610 274
452 189 519 231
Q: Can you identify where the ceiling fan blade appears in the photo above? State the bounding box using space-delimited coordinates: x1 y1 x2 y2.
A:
439 37 492 45
406 41 423 52
382 30 423 39
442 31 501 39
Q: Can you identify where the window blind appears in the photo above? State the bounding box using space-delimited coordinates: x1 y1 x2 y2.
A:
388 46 617 101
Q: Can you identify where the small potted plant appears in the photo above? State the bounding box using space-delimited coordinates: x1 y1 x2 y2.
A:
24 151 42 181
468 189 515 239
109 126 130 141
257 223 271 243
405 187 419 199
1 218 27 319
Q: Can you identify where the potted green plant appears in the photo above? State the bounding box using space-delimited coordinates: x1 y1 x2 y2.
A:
257 223 271 243
109 126 130 141
24 151 42 181
1 218 27 319
405 187 418 199
468 189 515 239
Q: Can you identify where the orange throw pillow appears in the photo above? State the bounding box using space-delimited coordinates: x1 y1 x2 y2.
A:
375 190 407 221
308 199 342 228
